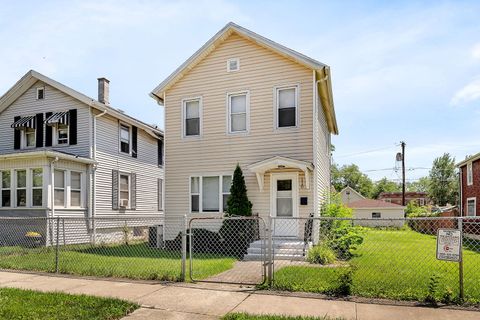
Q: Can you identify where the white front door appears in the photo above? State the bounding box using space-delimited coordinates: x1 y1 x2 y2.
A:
271 173 298 237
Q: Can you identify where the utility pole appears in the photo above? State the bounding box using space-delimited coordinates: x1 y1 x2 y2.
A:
401 141 406 206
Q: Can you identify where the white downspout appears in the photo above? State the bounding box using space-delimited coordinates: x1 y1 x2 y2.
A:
92 109 107 243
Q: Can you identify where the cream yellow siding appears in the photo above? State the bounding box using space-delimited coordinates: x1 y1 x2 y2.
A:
164 33 321 235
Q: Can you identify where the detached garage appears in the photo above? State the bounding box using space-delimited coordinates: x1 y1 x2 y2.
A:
347 199 405 228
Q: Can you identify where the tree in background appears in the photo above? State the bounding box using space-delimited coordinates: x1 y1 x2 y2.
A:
332 163 374 198
428 153 458 206
371 177 401 199
407 177 431 193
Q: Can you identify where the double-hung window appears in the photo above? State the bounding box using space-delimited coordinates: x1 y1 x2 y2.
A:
1 171 11 207
467 163 473 186
119 174 130 208
23 128 36 148
184 99 201 137
228 92 248 133
190 175 232 213
467 198 476 216
276 86 298 128
56 124 69 145
31 168 43 207
54 170 65 207
16 170 27 207
70 172 82 207
120 124 131 154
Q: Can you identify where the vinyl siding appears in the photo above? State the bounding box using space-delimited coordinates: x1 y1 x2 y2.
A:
164 33 318 234
0 81 91 157
93 110 163 216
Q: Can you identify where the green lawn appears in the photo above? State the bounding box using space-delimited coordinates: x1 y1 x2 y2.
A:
0 288 138 320
223 313 343 320
272 228 480 303
0 242 235 281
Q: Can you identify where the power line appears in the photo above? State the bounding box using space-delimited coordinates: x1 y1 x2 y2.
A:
334 144 399 159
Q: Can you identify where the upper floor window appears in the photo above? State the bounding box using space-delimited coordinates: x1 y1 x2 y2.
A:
1 171 11 207
56 124 69 145
227 58 240 72
276 86 298 128
23 127 36 148
36 87 45 100
183 98 201 137
467 162 473 186
228 92 248 133
120 124 131 154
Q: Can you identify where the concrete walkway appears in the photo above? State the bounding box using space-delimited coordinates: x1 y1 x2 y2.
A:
1 271 479 320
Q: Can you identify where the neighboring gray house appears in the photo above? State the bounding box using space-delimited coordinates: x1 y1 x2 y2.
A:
0 70 164 244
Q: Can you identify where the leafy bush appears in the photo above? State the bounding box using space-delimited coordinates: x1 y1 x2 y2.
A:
327 226 364 260
405 201 433 217
307 244 336 265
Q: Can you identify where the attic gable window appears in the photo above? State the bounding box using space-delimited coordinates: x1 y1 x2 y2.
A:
36 87 45 100
227 58 240 72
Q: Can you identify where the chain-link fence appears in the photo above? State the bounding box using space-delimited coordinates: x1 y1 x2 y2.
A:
188 216 267 285
1 215 479 304
270 216 480 304
0 216 185 281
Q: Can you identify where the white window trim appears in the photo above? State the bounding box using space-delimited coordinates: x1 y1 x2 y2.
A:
466 197 476 217
21 128 36 149
53 123 70 146
36 87 45 100
182 97 202 139
119 123 132 155
189 174 232 214
118 172 132 209
227 58 240 72
31 168 43 207
0 170 12 208
467 162 473 186
274 84 300 130
69 171 83 208
226 91 250 135
15 169 28 208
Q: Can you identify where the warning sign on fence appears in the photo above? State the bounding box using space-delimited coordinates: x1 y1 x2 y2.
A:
436 229 462 262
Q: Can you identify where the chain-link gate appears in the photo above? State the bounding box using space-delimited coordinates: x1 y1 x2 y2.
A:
188 216 267 285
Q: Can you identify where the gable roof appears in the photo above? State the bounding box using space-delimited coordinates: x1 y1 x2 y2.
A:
0 70 163 139
348 198 405 209
150 22 338 134
457 152 480 167
339 186 365 199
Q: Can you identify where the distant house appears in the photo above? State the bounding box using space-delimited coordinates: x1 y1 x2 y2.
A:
457 153 480 217
347 199 405 227
377 191 429 206
339 186 365 205
0 70 164 244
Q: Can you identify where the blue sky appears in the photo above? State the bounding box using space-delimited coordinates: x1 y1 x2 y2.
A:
1 0 479 182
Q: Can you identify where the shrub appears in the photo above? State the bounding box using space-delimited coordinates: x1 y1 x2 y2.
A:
307 244 336 265
425 273 440 305
327 226 364 260
330 267 355 296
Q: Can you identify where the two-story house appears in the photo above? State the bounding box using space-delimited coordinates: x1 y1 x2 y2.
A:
458 152 480 217
0 70 164 244
150 22 338 240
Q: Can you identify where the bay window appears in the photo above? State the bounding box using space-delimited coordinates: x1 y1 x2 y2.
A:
16 170 27 207
54 170 65 207
1 171 11 207
70 172 82 207
190 175 232 213
31 168 43 207
276 86 298 128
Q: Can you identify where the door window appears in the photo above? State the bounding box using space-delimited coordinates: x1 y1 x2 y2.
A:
276 179 293 217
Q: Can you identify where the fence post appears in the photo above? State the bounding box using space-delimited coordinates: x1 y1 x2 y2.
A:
181 215 187 282
55 217 60 273
267 216 273 285
458 217 464 301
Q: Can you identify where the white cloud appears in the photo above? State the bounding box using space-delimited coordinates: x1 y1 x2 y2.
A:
450 78 480 106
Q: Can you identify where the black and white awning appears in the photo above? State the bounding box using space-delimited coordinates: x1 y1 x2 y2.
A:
11 116 36 129
45 111 69 125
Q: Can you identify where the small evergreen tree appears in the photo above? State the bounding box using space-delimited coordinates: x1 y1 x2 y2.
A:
220 164 254 258
226 164 252 216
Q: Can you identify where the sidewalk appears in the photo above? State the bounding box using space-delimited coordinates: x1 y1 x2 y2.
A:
1 271 479 320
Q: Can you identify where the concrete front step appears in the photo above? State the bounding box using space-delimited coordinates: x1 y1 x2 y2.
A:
244 239 308 261
247 247 306 255
244 253 305 261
